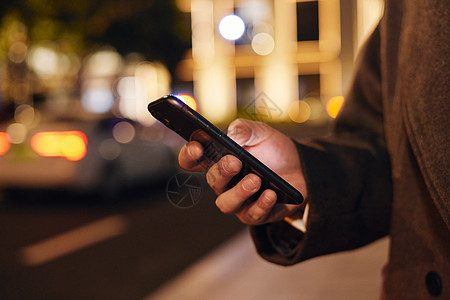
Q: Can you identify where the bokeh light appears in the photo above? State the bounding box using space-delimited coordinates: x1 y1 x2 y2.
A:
251 32 274 56
326 96 345 118
115 61 169 126
6 123 27 144
8 41 28 63
177 94 198 111
98 139 121 160
288 100 311 123
14 104 35 126
175 0 191 12
61 135 87 161
26 45 59 78
219 15 245 41
117 76 138 120
112 121 135 144
31 131 87 161
0 132 11 155
81 87 115 114
83 49 123 78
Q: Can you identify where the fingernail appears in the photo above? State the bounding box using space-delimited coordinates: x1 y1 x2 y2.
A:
261 190 276 207
242 175 259 192
228 126 248 145
222 156 231 173
187 144 199 159
222 156 239 175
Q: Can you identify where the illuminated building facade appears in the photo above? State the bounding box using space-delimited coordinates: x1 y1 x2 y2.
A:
175 0 384 123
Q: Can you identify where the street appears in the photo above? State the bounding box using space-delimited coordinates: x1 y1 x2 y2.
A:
0 124 335 300
0 182 244 300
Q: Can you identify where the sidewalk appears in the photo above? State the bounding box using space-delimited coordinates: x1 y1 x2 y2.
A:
145 230 389 300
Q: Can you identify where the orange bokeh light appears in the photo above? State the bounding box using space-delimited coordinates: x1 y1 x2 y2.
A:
326 96 345 119
0 132 10 155
288 100 311 123
178 94 198 111
31 131 87 161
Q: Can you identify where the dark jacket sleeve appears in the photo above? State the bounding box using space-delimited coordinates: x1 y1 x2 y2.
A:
250 24 393 265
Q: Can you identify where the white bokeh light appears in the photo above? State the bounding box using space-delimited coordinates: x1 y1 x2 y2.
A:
27 45 59 77
219 15 245 41
81 87 114 114
251 32 275 55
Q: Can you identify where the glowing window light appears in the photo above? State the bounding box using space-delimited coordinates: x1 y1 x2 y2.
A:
251 33 275 56
326 96 345 118
219 15 245 41
177 94 198 111
0 132 10 155
288 100 311 123
31 131 87 161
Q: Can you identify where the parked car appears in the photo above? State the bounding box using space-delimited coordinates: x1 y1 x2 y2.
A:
0 113 179 201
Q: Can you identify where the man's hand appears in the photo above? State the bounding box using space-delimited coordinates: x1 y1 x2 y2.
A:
178 118 308 225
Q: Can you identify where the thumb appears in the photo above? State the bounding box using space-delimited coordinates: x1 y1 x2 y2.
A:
227 118 272 147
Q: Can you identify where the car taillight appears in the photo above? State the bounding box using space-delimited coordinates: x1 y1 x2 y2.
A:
0 132 10 155
31 131 87 161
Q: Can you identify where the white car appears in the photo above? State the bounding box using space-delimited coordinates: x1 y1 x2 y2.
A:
0 115 178 201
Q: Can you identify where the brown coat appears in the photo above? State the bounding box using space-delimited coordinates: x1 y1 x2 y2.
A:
251 1 450 299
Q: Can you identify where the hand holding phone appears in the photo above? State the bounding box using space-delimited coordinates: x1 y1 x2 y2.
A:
148 95 304 205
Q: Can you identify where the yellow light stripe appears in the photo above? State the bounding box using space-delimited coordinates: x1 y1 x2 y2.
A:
18 215 127 266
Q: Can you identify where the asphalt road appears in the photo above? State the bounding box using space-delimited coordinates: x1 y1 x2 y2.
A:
0 123 329 300
0 179 244 300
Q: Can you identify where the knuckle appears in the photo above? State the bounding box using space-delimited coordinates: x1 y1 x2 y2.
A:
206 168 218 190
237 211 265 225
247 211 265 224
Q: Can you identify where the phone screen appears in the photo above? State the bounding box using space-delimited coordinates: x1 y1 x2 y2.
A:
148 95 303 205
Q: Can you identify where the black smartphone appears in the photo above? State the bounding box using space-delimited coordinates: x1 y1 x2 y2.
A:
148 94 303 205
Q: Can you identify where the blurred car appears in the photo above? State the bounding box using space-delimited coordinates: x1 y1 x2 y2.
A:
0 112 179 201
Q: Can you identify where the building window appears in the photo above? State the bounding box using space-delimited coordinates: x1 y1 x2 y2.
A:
181 12 192 47
297 1 319 42
236 77 255 109
298 74 320 99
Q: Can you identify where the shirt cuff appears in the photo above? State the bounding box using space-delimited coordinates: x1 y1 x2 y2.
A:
283 203 309 233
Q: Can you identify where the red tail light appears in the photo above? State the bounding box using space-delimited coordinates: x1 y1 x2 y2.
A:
31 131 87 161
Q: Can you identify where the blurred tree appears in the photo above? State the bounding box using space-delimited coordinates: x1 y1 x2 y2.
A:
0 0 190 76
